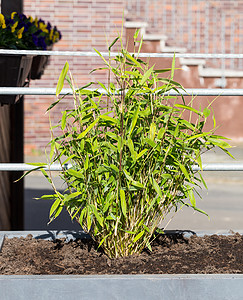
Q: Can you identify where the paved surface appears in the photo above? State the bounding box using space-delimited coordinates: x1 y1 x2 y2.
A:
24 143 243 231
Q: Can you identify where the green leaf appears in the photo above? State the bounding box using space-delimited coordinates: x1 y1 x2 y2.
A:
140 66 154 86
179 163 190 181
61 110 67 130
171 53 176 80
56 62 69 96
68 169 83 179
203 107 211 118
152 177 163 199
137 149 148 160
90 204 103 226
175 104 202 115
149 122 156 141
154 68 172 74
133 29 140 39
128 105 140 136
109 37 119 51
77 118 99 139
100 114 119 125
188 187 196 207
133 230 145 243
49 199 61 218
120 189 127 217
157 127 166 139
123 169 144 189
206 137 232 149
84 154 89 171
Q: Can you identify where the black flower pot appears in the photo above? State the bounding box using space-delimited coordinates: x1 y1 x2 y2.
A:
30 54 50 80
0 54 33 105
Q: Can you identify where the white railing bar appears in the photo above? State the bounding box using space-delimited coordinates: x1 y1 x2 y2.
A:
0 163 243 172
1 49 243 59
1 87 243 96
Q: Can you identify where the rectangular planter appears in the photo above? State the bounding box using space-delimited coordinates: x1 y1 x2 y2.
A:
30 55 50 80
1 230 243 300
0 55 33 105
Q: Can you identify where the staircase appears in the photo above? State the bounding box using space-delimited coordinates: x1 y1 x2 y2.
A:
124 21 243 141
124 21 243 90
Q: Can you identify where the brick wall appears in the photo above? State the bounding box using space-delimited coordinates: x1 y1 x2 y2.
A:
22 0 243 154
24 0 124 154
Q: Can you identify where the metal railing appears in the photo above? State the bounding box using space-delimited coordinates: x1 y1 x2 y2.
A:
0 49 243 173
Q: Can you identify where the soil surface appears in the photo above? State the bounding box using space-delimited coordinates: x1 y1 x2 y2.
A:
1 232 243 275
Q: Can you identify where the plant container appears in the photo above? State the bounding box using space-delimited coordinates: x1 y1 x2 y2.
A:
0 54 33 105
30 54 50 80
1 230 243 300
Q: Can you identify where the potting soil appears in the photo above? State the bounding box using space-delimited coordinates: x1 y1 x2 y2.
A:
0 233 243 274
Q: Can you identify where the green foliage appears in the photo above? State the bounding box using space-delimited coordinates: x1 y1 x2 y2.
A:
39 35 232 258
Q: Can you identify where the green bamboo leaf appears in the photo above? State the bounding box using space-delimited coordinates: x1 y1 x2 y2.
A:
127 138 137 160
61 110 67 130
90 204 103 226
133 29 140 39
77 118 99 139
188 187 196 207
109 37 119 50
175 104 202 115
140 66 154 86
133 230 145 243
152 177 163 199
157 127 166 139
203 107 211 118
154 68 172 73
128 105 140 136
68 169 83 179
84 154 89 171
123 50 141 67
136 149 148 160
149 122 156 141
120 189 127 217
171 53 176 80
123 169 144 189
206 138 232 149
179 163 190 180
49 199 61 218
144 138 157 148
87 210 92 231
56 61 69 96
39 194 57 200
100 114 119 125
106 132 119 141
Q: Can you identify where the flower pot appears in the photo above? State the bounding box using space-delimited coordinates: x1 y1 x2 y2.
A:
30 55 50 80
0 54 33 105
1 230 243 300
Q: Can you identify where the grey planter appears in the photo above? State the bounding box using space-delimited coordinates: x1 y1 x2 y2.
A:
0 230 243 300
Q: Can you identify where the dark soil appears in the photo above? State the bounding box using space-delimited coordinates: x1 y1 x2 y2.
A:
1 232 243 275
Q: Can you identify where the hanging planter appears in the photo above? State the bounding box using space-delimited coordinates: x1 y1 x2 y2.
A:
30 54 50 80
0 12 62 87
30 46 52 80
0 54 33 105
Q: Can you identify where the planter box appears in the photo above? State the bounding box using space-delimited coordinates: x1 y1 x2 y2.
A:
1 230 243 300
30 55 50 80
0 55 33 105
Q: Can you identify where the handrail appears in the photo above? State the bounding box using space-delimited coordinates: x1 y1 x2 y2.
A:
1 87 243 96
1 49 243 59
0 163 243 172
